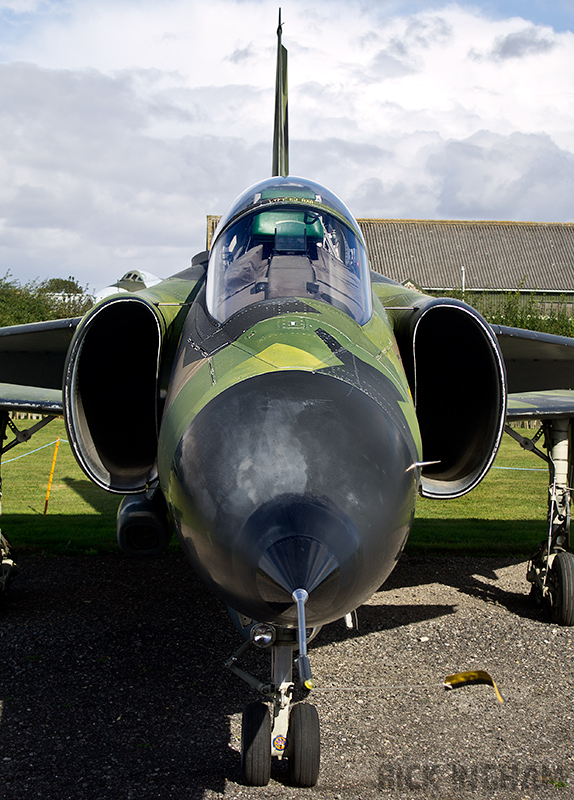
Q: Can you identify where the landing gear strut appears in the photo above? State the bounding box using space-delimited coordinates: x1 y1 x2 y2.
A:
226 607 321 787
0 411 56 596
507 419 574 625
0 532 18 596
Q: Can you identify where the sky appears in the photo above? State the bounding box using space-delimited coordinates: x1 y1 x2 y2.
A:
1 0 574 291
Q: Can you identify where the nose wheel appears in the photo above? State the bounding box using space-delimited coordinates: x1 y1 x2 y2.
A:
240 701 271 786
286 702 321 787
239 699 320 787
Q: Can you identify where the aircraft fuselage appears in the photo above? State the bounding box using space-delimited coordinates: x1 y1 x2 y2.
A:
156 177 423 628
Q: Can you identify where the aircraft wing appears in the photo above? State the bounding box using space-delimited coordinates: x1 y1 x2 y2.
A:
506 390 574 420
491 324 574 421
0 317 80 415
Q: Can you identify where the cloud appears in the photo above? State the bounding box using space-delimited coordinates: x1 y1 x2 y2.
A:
299 129 574 225
426 130 574 221
1 1 574 289
0 60 269 286
226 44 257 64
404 14 452 48
471 25 557 61
0 0 46 11
352 14 452 83
369 46 418 80
493 27 556 59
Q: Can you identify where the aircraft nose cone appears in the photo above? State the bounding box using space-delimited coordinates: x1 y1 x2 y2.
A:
244 493 350 625
166 369 419 626
258 535 338 597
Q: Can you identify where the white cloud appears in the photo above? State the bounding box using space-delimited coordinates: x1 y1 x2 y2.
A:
426 130 574 220
1 0 574 288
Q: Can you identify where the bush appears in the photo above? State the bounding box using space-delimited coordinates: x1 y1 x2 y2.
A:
432 288 574 337
0 274 93 326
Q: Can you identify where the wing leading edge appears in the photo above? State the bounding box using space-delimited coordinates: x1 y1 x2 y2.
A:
0 317 80 415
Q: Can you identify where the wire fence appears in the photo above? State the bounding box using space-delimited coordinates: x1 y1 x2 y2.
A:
3 439 69 465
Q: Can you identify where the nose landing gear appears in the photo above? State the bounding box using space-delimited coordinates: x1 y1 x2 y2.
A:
225 617 321 787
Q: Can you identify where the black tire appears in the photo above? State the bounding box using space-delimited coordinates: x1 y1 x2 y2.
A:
241 702 271 786
529 581 544 610
550 551 574 626
286 703 320 787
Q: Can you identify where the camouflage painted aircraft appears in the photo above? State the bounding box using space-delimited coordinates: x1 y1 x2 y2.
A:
2 11 574 788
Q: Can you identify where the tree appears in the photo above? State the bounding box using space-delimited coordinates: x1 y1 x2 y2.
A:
38 276 87 295
0 274 94 326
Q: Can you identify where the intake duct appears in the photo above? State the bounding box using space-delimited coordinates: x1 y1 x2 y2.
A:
64 295 162 493
395 297 506 499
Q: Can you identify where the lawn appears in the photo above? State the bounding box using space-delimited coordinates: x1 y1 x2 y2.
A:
410 425 549 555
2 417 550 557
2 416 124 555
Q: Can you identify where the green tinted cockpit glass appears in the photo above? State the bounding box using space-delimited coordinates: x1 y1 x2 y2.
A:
206 203 372 325
251 210 323 241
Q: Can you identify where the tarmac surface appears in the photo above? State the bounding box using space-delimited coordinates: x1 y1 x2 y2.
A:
1 552 573 799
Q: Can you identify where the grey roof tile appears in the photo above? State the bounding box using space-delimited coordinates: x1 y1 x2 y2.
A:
358 219 574 292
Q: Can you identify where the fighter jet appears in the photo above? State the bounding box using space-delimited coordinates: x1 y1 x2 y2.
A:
1 11 574 788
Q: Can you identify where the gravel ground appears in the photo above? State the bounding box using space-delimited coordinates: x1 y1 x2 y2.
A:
1 552 573 800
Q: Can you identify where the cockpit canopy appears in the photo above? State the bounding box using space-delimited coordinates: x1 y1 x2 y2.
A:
206 177 373 325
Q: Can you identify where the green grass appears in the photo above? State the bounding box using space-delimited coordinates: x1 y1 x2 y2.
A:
2 417 123 555
2 417 551 557
409 425 548 556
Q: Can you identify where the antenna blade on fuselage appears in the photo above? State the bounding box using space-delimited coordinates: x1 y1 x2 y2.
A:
272 9 289 177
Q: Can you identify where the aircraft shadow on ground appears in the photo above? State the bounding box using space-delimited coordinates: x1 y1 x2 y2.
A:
384 542 542 620
1 537 548 797
316 534 545 649
62 476 121 515
2 555 252 798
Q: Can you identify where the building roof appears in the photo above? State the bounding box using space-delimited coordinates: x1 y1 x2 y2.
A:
357 219 574 293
